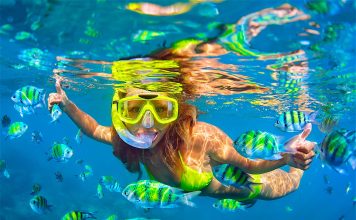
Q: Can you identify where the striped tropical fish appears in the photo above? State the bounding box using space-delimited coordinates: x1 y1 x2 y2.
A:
96 183 103 199
319 129 356 174
122 180 200 208
50 104 62 123
212 199 251 212
48 142 73 162
61 210 96 220
6 121 28 139
11 85 45 107
99 175 122 192
30 183 41 195
11 86 46 117
213 164 261 189
275 110 317 132
29 195 52 214
234 130 282 160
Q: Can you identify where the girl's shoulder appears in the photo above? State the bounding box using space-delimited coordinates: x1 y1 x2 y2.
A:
193 122 227 138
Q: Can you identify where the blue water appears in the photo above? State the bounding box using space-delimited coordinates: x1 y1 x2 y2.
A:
1 0 356 219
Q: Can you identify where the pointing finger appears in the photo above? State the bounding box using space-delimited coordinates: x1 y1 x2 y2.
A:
55 79 63 94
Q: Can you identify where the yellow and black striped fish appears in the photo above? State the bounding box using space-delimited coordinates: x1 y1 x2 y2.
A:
213 164 261 190
61 210 96 220
11 85 45 107
48 142 74 162
319 129 356 174
29 195 52 214
275 110 317 132
234 130 282 160
30 183 41 195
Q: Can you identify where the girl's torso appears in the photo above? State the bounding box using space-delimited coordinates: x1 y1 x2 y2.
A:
142 122 220 190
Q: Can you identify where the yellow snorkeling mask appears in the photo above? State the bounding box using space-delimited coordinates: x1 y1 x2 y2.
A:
112 90 178 149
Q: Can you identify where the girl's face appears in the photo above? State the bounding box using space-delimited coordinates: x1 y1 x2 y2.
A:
123 89 174 148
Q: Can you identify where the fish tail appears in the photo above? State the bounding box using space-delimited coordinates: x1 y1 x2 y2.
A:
240 200 256 209
3 131 9 140
84 211 97 219
46 152 53 161
179 191 201 207
3 169 10 178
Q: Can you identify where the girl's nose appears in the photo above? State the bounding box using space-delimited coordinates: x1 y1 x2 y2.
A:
141 110 154 128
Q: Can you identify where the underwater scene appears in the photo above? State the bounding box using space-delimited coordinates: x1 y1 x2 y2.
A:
0 0 355 219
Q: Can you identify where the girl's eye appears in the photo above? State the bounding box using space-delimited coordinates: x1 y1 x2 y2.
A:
129 107 141 113
155 107 166 113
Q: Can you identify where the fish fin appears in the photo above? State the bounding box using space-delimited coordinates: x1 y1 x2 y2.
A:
46 151 53 161
332 166 347 175
308 111 319 125
179 191 201 207
169 186 185 194
34 103 42 109
14 105 24 117
246 182 263 192
347 156 356 170
314 143 322 155
275 136 284 146
92 193 103 199
83 211 97 219
49 118 59 124
62 137 69 145
41 92 46 108
4 134 14 140
3 170 10 178
263 154 283 160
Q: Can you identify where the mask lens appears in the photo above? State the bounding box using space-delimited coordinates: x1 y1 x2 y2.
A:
151 100 174 120
121 99 146 120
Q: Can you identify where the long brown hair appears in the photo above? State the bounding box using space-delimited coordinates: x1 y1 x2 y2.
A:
111 100 197 175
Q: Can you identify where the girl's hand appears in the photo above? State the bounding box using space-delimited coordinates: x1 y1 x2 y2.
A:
48 79 70 112
282 123 316 170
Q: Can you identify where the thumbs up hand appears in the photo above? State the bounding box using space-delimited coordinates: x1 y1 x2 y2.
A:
48 78 70 112
281 123 316 170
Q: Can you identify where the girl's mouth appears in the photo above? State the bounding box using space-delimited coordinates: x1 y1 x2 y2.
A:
136 132 158 142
